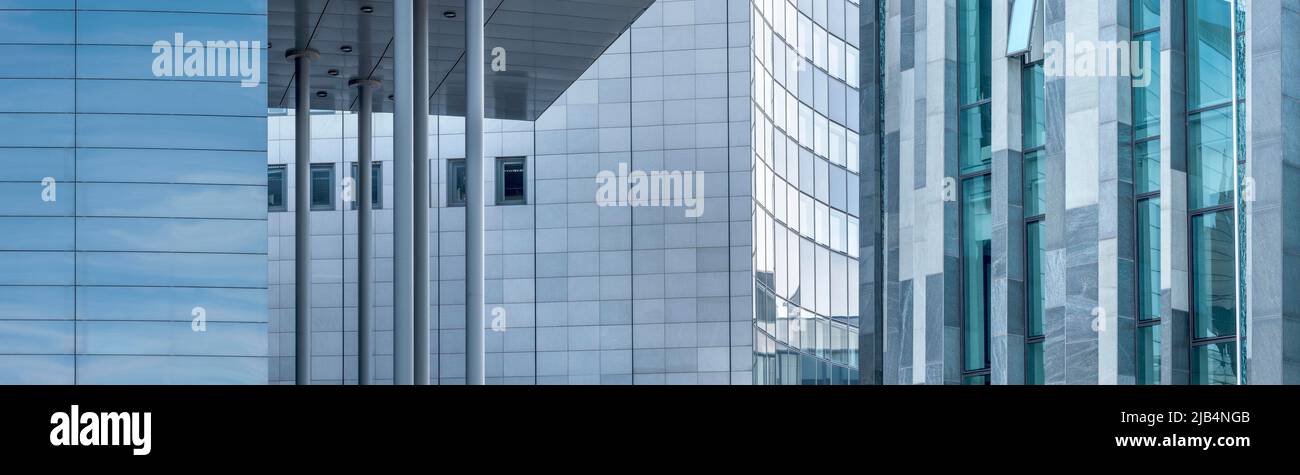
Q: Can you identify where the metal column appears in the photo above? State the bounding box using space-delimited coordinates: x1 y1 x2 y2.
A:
350 78 381 385
413 0 431 385
393 0 415 385
465 0 486 385
287 48 318 386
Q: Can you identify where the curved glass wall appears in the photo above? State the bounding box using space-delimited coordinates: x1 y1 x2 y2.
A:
753 0 863 384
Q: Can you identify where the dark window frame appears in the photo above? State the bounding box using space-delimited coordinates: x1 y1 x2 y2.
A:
268 165 287 212
957 0 993 384
1133 1 1163 384
447 159 467 207
1185 0 1240 384
310 163 335 211
1022 60 1048 385
350 162 383 210
495 156 528 206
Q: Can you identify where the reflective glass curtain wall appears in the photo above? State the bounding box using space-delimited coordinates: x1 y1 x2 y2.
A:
753 0 864 384
1133 0 1162 385
0 1 269 384
1023 62 1045 385
959 0 992 385
1186 0 1238 385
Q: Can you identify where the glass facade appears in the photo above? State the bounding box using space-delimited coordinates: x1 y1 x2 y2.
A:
0 2 269 384
1133 0 1162 384
959 0 992 383
1187 0 1238 384
1024 62 1045 384
753 0 862 384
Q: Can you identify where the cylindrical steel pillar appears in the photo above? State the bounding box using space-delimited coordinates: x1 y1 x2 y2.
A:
413 0 432 385
350 78 381 385
465 0 486 385
393 0 416 385
286 47 319 386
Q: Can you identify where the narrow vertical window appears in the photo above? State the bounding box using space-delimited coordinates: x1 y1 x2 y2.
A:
1187 0 1237 384
350 162 382 210
495 157 527 206
447 159 467 207
959 0 993 384
1023 62 1046 384
1133 0 1162 384
1006 0 1038 56
310 163 334 211
267 165 286 212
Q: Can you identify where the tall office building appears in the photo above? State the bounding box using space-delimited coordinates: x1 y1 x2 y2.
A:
873 0 1300 385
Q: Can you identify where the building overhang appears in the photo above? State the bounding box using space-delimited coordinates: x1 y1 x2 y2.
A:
268 0 653 120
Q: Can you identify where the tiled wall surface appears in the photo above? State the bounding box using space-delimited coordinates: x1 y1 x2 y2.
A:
268 0 754 385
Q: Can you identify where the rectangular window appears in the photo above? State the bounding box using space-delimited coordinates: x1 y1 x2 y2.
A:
1192 340 1237 385
1024 151 1045 217
1187 0 1234 110
1026 341 1044 385
310 163 334 211
447 159 467 207
495 157 527 206
1191 211 1236 340
1135 140 1161 195
1137 323 1162 385
1137 198 1162 385
1132 31 1161 140
958 0 992 105
1022 64 1045 150
1026 221 1045 337
1188 106 1234 209
349 162 382 210
960 103 992 174
1137 199 1162 322
1006 0 1038 56
267 165 286 212
962 175 992 376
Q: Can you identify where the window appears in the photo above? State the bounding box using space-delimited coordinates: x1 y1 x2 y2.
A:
267 165 286 212
349 162 382 210
495 157 527 206
310 163 334 211
1134 0 1162 384
1187 0 1233 110
1137 199 1162 385
447 159 467 207
1187 0 1237 385
1006 0 1038 56
1024 62 1046 384
959 0 993 384
962 176 992 379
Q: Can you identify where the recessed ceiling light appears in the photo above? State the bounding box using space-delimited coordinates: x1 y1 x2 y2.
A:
340 45 353 53
327 69 340 76
360 6 374 13
443 10 457 19
316 91 329 98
